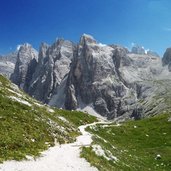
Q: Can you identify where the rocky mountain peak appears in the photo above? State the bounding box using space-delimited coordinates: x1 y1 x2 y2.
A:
38 42 49 64
19 43 32 48
10 43 38 88
131 44 160 57
162 47 171 65
18 43 38 61
80 34 97 45
146 50 160 57
46 39 75 61
0 52 18 78
131 44 145 54
39 42 49 53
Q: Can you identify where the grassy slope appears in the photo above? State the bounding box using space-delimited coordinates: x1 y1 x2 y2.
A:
0 75 97 163
81 114 171 171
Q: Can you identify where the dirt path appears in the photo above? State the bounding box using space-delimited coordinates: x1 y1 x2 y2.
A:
0 122 107 171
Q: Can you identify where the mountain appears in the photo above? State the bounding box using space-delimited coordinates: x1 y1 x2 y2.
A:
0 52 17 78
131 44 160 57
9 34 171 120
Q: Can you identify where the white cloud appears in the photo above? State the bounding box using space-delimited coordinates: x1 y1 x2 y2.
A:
145 49 150 54
16 45 21 51
98 43 106 47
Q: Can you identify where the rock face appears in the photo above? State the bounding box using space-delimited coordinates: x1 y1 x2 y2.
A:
15 39 75 103
131 44 145 55
131 44 160 57
64 35 131 118
146 50 160 57
162 48 171 72
29 39 75 103
10 34 171 120
0 52 17 78
61 35 169 119
10 43 38 89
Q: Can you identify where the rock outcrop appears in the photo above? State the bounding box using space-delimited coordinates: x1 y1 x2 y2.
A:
162 47 171 72
146 50 160 57
0 52 17 78
50 34 171 119
24 39 75 103
131 44 145 55
10 43 38 88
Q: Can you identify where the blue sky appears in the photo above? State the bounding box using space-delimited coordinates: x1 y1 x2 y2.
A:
0 0 171 56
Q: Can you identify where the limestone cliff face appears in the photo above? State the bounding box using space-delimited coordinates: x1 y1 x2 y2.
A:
64 35 129 117
0 52 17 78
10 43 38 88
162 47 171 72
26 39 75 103
59 34 171 119
9 34 171 120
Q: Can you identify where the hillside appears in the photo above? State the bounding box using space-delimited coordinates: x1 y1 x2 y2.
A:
0 74 97 163
81 113 171 171
0 74 171 171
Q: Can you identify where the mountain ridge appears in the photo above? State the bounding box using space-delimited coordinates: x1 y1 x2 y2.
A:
1 34 171 120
